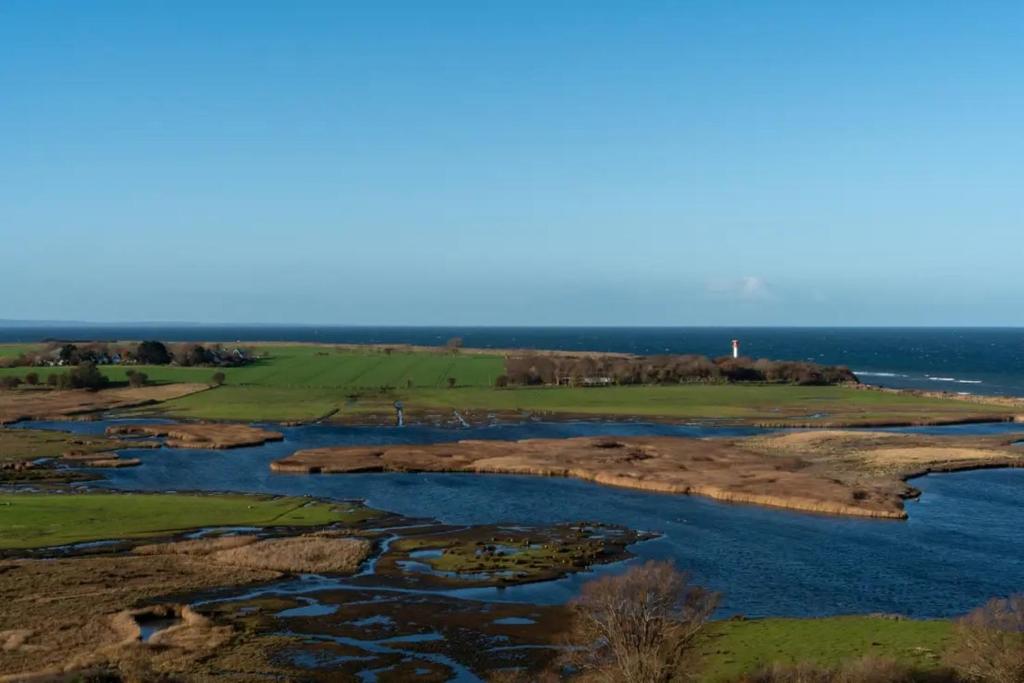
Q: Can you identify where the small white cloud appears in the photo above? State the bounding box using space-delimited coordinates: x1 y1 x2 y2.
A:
706 275 774 301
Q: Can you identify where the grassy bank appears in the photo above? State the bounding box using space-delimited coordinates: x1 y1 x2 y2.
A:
0 492 377 549
696 616 952 681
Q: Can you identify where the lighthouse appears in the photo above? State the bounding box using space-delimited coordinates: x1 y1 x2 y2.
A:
731 339 740 359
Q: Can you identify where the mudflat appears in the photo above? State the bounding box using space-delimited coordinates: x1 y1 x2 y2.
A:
272 431 1024 519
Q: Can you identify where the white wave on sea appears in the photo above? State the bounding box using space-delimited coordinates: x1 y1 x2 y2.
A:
926 376 983 384
852 371 907 378
854 370 984 389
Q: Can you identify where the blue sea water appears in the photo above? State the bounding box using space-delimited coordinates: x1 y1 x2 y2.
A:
20 419 1024 619
2 325 1023 396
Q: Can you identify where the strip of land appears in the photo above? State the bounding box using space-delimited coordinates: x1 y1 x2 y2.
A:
271 430 1024 519
1 342 1020 426
0 383 209 425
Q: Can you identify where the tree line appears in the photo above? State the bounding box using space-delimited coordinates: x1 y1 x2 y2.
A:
0 341 254 369
500 353 858 387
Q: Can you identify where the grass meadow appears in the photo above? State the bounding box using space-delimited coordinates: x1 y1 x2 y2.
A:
0 492 377 549
696 615 953 680
0 343 1009 424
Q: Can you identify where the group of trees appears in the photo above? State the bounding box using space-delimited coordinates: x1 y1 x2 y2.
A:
0 341 253 369
167 343 250 367
501 354 858 388
0 362 111 391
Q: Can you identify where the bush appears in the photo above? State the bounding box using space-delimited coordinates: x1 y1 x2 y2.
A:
946 595 1024 683
211 372 226 386
46 374 59 387
446 376 457 389
0 376 22 390
446 337 464 352
494 374 509 388
57 362 109 391
565 561 718 682
135 340 171 365
127 371 148 388
24 372 39 386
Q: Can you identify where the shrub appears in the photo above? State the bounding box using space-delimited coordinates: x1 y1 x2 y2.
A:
946 595 1024 683
565 561 718 682
46 374 59 387
24 372 39 386
127 371 148 388
446 376 457 389
211 372 226 386
494 374 509 388
446 337 464 351
0 376 22 390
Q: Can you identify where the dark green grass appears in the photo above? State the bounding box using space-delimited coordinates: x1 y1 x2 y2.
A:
0 492 377 549
0 345 504 390
696 616 953 681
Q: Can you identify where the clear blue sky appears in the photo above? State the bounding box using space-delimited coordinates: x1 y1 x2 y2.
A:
2 1 1021 326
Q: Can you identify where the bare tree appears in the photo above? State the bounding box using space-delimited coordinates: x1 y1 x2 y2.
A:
566 561 719 683
446 336 464 352
946 595 1024 683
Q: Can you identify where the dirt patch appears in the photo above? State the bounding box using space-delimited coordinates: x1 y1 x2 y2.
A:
105 422 283 449
273 432 1024 519
0 384 209 425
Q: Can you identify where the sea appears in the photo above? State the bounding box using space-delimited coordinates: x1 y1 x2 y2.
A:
1 325 1023 397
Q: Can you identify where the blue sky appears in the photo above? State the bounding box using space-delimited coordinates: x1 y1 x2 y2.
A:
2 1 1021 325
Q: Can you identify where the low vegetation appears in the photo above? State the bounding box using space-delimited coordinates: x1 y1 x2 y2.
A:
0 492 375 549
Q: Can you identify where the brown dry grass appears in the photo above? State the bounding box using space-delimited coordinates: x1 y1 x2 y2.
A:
272 430 1024 519
136 532 371 573
105 422 283 448
0 384 208 425
209 534 370 573
0 553 277 680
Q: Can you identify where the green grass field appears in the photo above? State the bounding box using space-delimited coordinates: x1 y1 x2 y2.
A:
0 344 504 388
0 342 1010 424
696 616 952 681
0 492 377 549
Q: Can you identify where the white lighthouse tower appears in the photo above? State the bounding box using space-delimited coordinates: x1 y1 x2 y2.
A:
731 339 740 359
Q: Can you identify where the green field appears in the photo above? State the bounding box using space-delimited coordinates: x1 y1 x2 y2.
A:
0 344 504 388
696 616 952 681
0 343 1010 424
0 492 377 549
160 381 1013 424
